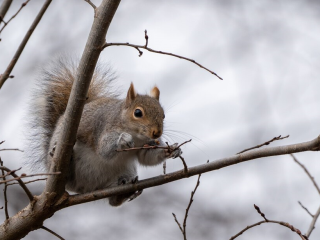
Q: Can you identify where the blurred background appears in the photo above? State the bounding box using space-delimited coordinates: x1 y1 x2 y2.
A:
0 0 320 239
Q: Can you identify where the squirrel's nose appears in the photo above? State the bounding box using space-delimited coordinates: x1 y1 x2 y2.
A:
152 130 162 139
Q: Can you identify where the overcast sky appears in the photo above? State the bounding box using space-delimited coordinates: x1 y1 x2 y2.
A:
0 0 320 239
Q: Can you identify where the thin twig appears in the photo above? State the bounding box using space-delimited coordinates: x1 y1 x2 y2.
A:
0 0 52 89
0 165 33 201
0 170 60 185
116 139 192 152
164 141 188 173
0 0 28 31
7 177 47 186
292 155 320 237
0 167 22 178
144 29 148 47
291 154 320 195
230 220 269 240
41 226 65 240
6 177 47 186
237 135 289 154
298 201 314 218
230 204 308 240
83 0 96 10
183 174 201 239
163 161 166 174
0 158 9 219
116 144 168 152
230 220 307 240
172 174 201 240
0 148 23 152
306 205 320 238
176 139 192 149
172 213 184 234
254 204 268 221
179 156 188 174
102 31 223 80
0 141 4 145
0 0 30 34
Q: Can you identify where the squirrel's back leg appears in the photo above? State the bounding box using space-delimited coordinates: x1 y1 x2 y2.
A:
109 175 142 206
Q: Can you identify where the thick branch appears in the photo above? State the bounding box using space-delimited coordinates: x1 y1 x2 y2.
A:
65 135 320 207
44 0 121 196
0 0 12 24
0 134 318 240
0 0 52 89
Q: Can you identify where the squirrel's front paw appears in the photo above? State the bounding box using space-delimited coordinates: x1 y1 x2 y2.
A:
165 143 183 159
117 132 134 150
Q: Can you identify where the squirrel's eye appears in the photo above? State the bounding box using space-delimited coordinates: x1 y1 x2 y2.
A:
134 109 143 118
163 114 165 119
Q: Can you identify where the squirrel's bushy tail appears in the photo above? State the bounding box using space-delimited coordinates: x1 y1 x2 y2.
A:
26 57 116 171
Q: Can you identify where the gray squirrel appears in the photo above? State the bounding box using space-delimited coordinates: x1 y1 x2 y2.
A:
28 58 182 206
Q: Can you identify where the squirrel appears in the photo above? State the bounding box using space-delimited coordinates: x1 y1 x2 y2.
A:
27 58 182 206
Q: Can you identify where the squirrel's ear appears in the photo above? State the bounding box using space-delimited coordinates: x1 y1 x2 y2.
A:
126 82 137 106
149 86 160 100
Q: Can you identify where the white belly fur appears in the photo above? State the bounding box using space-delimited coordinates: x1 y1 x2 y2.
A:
66 141 137 193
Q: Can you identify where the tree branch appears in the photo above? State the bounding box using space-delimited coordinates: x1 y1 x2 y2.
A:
298 201 314 218
291 154 320 195
172 174 201 240
0 171 60 185
291 154 320 237
230 204 308 240
0 134 319 239
41 226 65 240
6 178 47 186
0 166 33 201
237 135 289 154
306 205 320 238
44 0 121 198
102 31 223 80
64 134 320 207
83 0 96 10
0 158 9 219
0 148 23 152
0 0 52 89
0 0 30 34
0 0 12 25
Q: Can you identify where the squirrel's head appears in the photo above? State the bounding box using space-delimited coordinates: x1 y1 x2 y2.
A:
123 83 165 141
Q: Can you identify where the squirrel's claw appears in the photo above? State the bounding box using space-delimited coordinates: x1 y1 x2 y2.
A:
117 132 134 150
165 143 183 159
128 189 143 202
171 148 183 159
